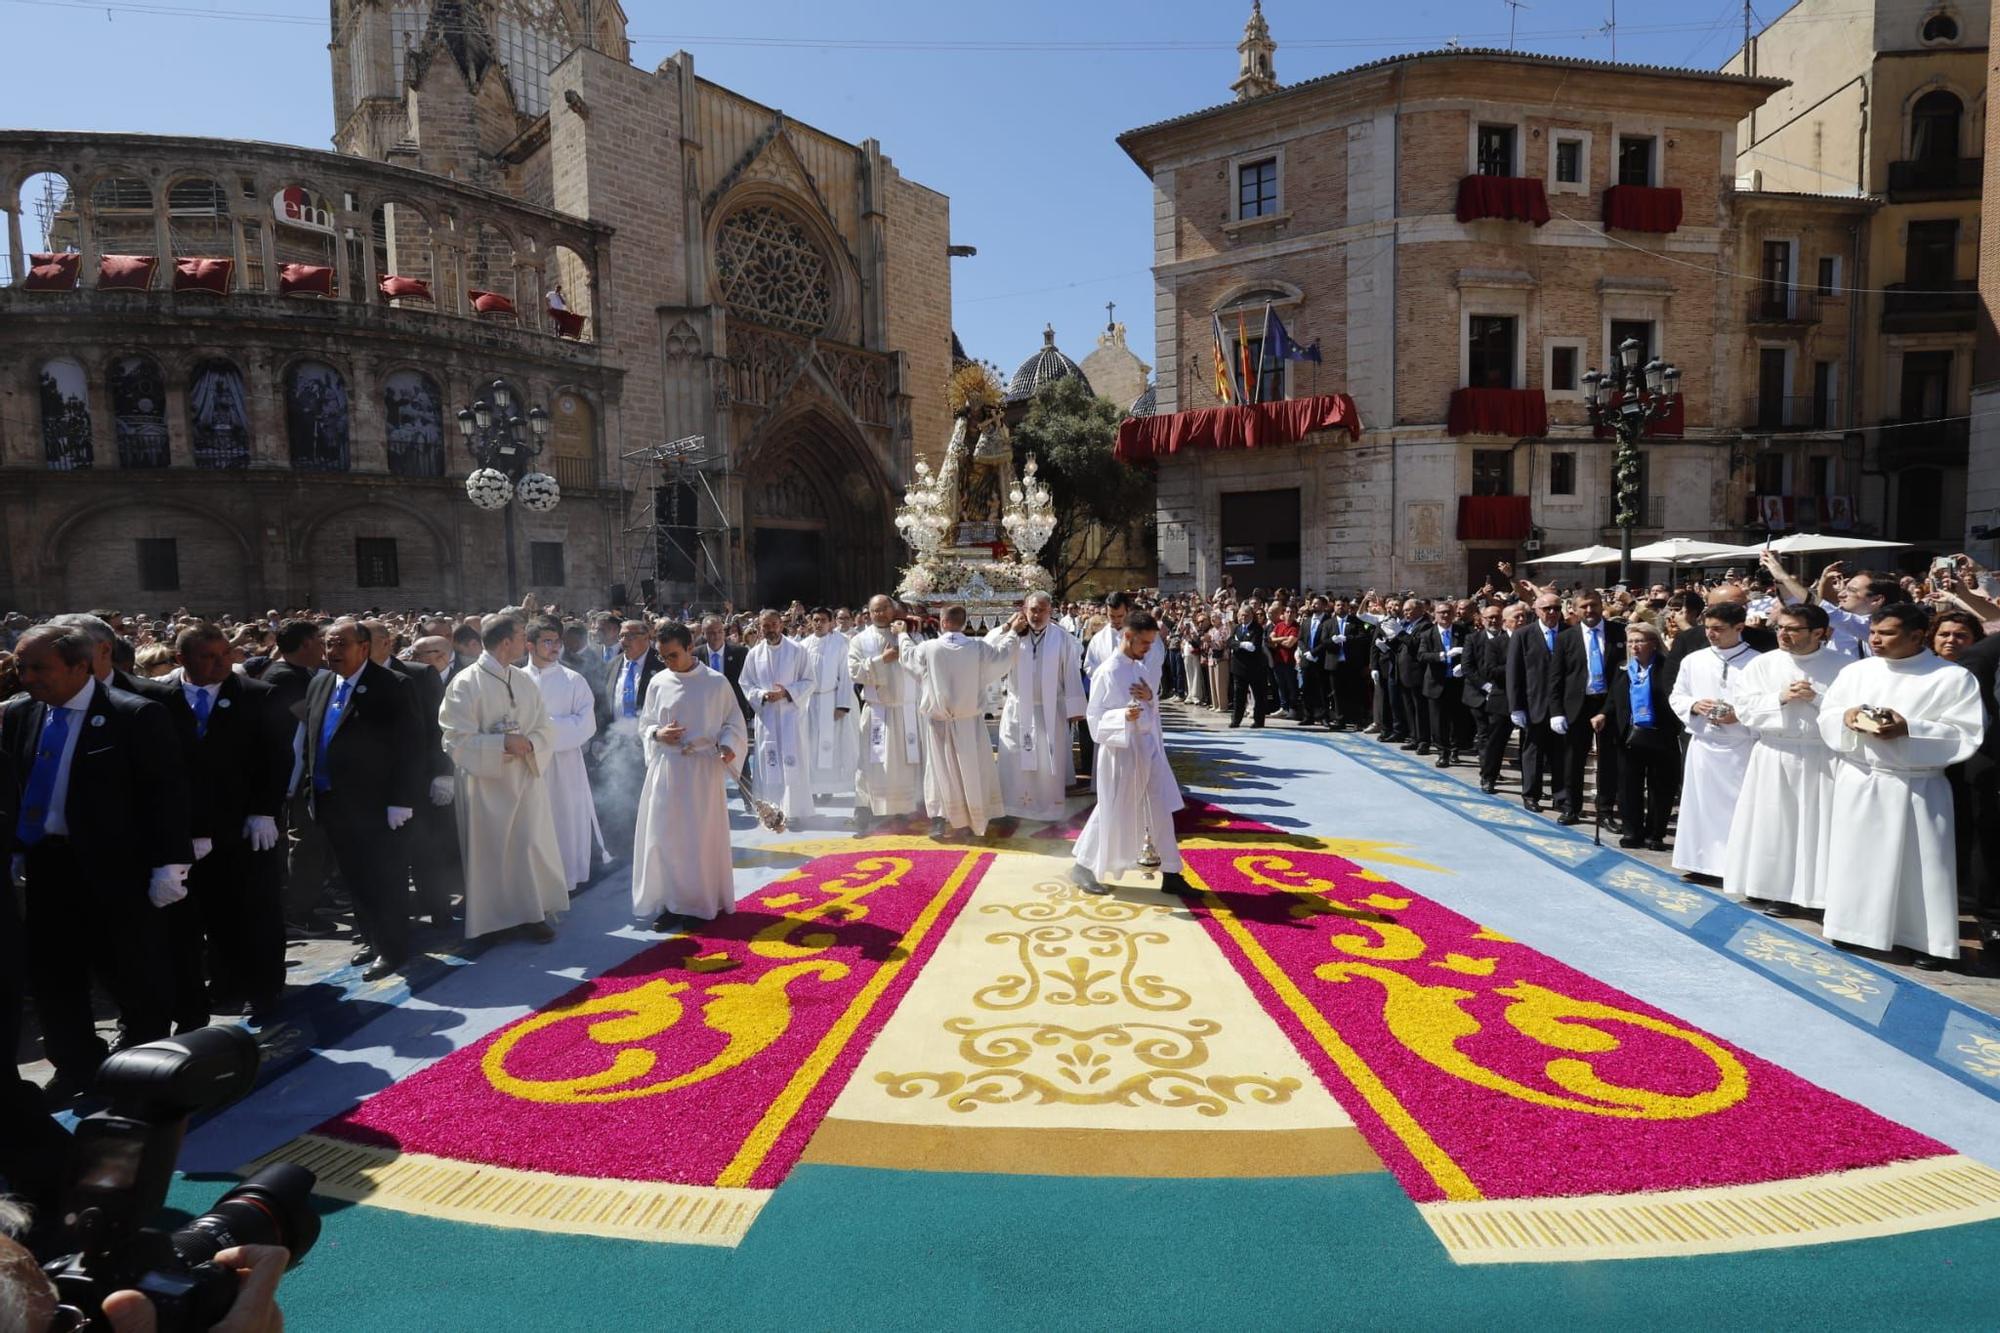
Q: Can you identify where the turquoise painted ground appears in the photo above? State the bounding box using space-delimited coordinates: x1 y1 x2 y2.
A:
163 723 2000 1330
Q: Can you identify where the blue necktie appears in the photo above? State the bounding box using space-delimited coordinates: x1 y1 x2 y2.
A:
1544 626 1557 654
191 687 212 738
622 660 639 717
315 678 352 793
1585 626 1605 694
15 706 72 847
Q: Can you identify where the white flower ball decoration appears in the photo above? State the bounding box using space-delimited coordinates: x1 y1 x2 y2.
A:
515 471 561 512
465 468 513 510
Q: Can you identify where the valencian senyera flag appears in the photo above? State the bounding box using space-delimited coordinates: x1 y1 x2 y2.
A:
1210 312 1237 405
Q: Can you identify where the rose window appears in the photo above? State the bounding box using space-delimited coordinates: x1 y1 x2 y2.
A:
715 206 833 337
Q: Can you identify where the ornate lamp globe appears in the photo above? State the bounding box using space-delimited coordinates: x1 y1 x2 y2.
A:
515 471 562 512
465 467 514 510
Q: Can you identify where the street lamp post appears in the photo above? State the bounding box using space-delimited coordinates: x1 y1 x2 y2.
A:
457 379 557 605
1582 338 1682 588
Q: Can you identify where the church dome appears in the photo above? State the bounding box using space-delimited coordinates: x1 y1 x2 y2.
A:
1005 324 1093 404
1127 383 1157 418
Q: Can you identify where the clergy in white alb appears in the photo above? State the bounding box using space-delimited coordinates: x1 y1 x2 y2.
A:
905 605 1022 836
987 592 1085 822
1816 606 1986 962
1083 592 1166 692
525 620 606 893
1667 603 1763 877
438 615 570 939
1721 604 1844 909
803 610 859 798
630 622 747 924
848 594 924 824
1074 611 1189 894
739 609 817 824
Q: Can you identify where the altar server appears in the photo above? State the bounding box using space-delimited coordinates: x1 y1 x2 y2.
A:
1074 611 1188 895
1722 604 1844 913
739 609 817 824
1083 591 1165 688
988 591 1085 822
803 608 858 800
848 594 925 833
1667 602 1762 878
525 617 606 893
904 604 1022 838
438 614 568 941
1817 604 1986 967
631 621 746 928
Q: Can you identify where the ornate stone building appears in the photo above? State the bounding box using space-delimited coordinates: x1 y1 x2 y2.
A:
0 1 950 612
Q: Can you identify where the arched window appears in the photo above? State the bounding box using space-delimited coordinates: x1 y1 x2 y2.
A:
714 205 833 336
549 390 595 488
286 361 350 472
109 356 170 468
1922 11 1959 42
39 358 92 470
189 359 252 468
384 369 445 477
1911 90 1962 163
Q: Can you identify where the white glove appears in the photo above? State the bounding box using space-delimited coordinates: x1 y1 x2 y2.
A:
1482 682 1495 694
1332 634 1346 645
8 854 24 885
191 837 213 861
149 865 188 907
1299 651 1316 664
1551 715 1570 736
243 815 279 852
429 776 455 807
1446 646 1464 658
1236 640 1255 653
1510 710 1529 727
387 806 414 831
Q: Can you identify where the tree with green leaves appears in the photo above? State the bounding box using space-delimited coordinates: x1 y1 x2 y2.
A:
1009 376 1155 600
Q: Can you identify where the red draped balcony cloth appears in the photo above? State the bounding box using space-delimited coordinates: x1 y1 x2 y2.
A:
279 263 335 298
548 306 587 339
1456 495 1533 542
1113 392 1363 464
1447 387 1547 437
1455 175 1551 226
470 288 517 316
1590 390 1685 438
97 255 157 291
379 274 433 302
22 252 81 291
1602 185 1683 233
172 257 233 294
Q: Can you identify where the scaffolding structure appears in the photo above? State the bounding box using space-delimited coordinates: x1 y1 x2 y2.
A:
618 434 733 610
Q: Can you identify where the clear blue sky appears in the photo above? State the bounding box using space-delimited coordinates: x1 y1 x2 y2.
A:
0 0 1758 383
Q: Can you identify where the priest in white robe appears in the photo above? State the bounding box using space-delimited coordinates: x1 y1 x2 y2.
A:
1667 602 1762 878
739 609 817 825
1083 591 1166 690
849 594 924 831
1721 604 1844 912
987 591 1085 822
631 621 746 927
438 614 570 941
1817 604 1986 965
905 604 1022 837
803 609 859 799
525 618 606 894
1075 610 1189 894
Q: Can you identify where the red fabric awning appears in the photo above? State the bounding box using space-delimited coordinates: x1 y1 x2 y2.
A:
379 274 433 301
1456 494 1533 542
470 288 517 316
279 263 335 298
1455 175 1551 226
22 252 81 291
1113 393 1363 463
172 256 233 294
1591 390 1685 439
548 306 587 339
1447 387 1547 437
1602 185 1683 233
97 254 157 291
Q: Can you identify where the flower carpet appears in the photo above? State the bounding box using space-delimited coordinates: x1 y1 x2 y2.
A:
188 725 2000 1329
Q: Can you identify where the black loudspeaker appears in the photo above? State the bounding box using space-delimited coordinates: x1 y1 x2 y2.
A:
640 579 658 605
608 583 628 606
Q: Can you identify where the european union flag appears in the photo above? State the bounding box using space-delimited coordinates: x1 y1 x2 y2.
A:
1263 306 1322 364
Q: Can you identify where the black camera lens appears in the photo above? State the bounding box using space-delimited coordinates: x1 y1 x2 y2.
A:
169 1164 321 1271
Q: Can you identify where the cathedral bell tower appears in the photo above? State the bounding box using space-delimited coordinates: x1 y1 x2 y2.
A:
1232 1 1279 102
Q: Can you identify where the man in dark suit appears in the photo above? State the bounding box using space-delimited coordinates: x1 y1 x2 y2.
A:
1228 604 1270 728
303 618 422 980
1954 632 2000 956
165 624 290 1027
1297 595 1333 727
1552 590 1627 827
1603 620 1681 850
698 614 753 723
1393 599 1431 752
1506 592 1565 812
1667 587 1776 682
598 619 668 854
1414 603 1472 766
1464 601 1517 792
445 625 482 682
383 631 461 929
4 625 191 1100
1328 598 1373 731
260 619 338 937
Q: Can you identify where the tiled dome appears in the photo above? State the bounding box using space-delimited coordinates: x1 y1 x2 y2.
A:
1127 383 1157 418
1005 324 1093 404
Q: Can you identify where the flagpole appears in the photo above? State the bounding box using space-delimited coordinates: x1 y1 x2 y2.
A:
1257 303 1273 405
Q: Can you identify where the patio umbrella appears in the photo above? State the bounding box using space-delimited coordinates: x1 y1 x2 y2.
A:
1626 538 1757 564
1523 544 1624 566
1752 532 1912 557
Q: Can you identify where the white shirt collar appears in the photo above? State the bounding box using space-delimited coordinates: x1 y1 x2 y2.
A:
337 663 366 687
58 678 95 712
181 677 222 701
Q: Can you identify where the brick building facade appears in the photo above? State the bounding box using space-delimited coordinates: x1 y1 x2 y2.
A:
0 1 951 614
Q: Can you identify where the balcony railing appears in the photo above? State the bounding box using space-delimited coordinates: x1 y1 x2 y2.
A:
1881 280 1976 333
1746 394 1836 433
1745 288 1820 326
1886 156 1983 199
1876 416 1969 470
547 454 598 491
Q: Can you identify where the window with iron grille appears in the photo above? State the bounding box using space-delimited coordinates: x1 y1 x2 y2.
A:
530 541 566 587
1617 136 1655 187
1467 316 1516 389
137 538 179 592
1472 450 1514 497
1476 124 1516 176
356 537 399 589
1549 451 1577 496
